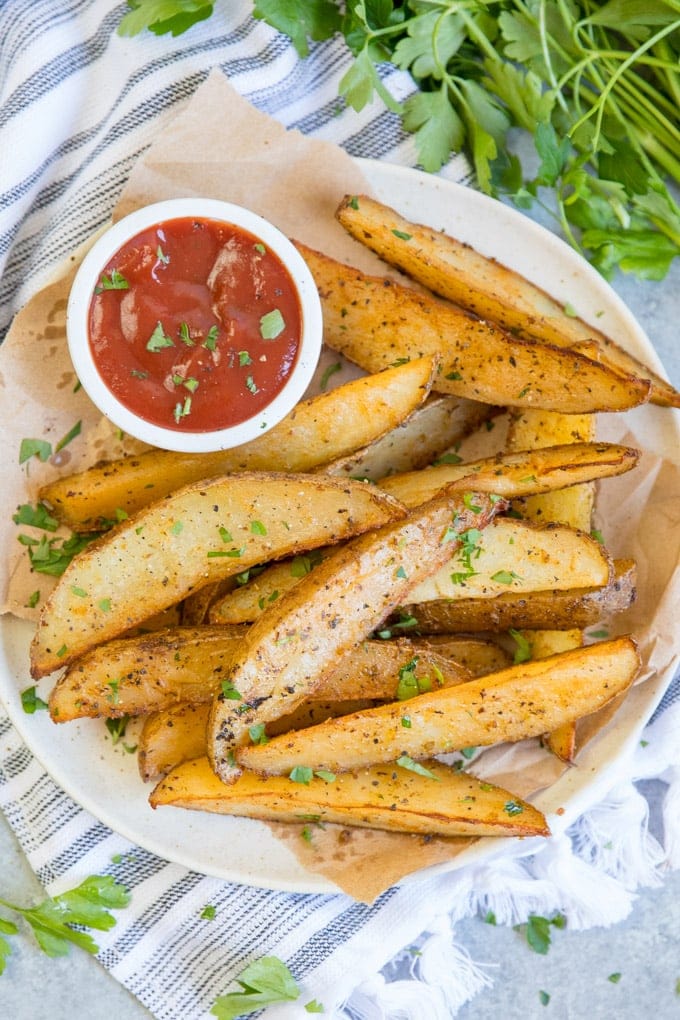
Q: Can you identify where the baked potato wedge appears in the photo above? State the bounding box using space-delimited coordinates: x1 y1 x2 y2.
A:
49 630 469 723
209 516 613 622
335 193 679 408
237 637 640 776
48 625 246 721
408 518 612 603
379 442 639 508
505 406 597 761
404 558 637 633
150 756 549 839
297 242 651 413
39 356 438 532
318 394 494 481
207 488 503 783
31 473 406 677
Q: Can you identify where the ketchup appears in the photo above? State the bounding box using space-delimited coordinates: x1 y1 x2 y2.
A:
88 217 302 432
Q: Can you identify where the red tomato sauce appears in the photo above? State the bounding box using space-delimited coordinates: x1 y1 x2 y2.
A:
88 216 302 432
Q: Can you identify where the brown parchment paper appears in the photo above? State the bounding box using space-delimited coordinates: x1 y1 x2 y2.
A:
2 70 680 903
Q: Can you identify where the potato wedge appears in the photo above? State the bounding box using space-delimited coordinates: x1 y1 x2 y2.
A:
150 756 549 839
526 629 585 763
335 193 679 408
207 489 504 783
39 356 438 532
48 625 246 721
318 394 494 481
505 406 597 760
49 629 469 723
410 636 512 675
379 442 639 508
31 473 406 678
404 558 636 633
405 518 612 603
139 703 212 781
141 688 429 782
209 516 613 622
238 637 640 775
297 242 651 413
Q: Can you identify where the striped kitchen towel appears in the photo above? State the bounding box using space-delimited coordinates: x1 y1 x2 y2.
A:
1 3 679 1019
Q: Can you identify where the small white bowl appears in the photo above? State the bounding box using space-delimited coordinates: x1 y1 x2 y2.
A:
67 198 323 452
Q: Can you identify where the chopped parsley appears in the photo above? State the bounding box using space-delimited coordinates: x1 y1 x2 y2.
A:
146 322 174 352
396 755 439 780
20 686 48 714
259 309 285 340
95 269 129 293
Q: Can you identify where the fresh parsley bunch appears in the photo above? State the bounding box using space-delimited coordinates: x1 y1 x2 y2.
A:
119 1 680 280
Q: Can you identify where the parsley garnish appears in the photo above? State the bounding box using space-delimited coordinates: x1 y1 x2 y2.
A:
19 438 52 465
203 326 219 351
509 628 532 665
95 269 129 293
146 322 174 352
13 502 59 531
515 913 567 955
55 420 82 454
396 755 440 780
319 361 342 391
210 956 300 1019
259 309 285 340
220 681 242 701
20 686 48 714
0 875 130 973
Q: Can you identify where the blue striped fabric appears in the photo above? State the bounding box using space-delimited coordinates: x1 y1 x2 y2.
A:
0 4 678 1020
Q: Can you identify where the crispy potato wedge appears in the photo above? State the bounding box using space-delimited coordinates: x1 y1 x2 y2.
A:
309 638 471 701
207 489 503 783
527 629 585 763
31 473 406 678
140 694 404 781
39 356 438 532
506 410 597 526
238 637 640 775
410 636 512 675
335 194 679 408
49 630 468 723
404 558 636 633
318 394 494 481
297 242 651 413
180 579 237 626
139 703 211 781
505 406 596 760
408 518 612 603
208 547 332 625
150 756 549 839
379 442 638 508
209 516 613 621
48 625 246 721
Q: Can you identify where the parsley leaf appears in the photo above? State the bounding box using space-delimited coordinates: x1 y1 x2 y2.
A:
0 875 130 969
211 955 300 1019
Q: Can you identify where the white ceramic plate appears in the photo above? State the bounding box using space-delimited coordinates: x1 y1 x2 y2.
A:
1 160 679 894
